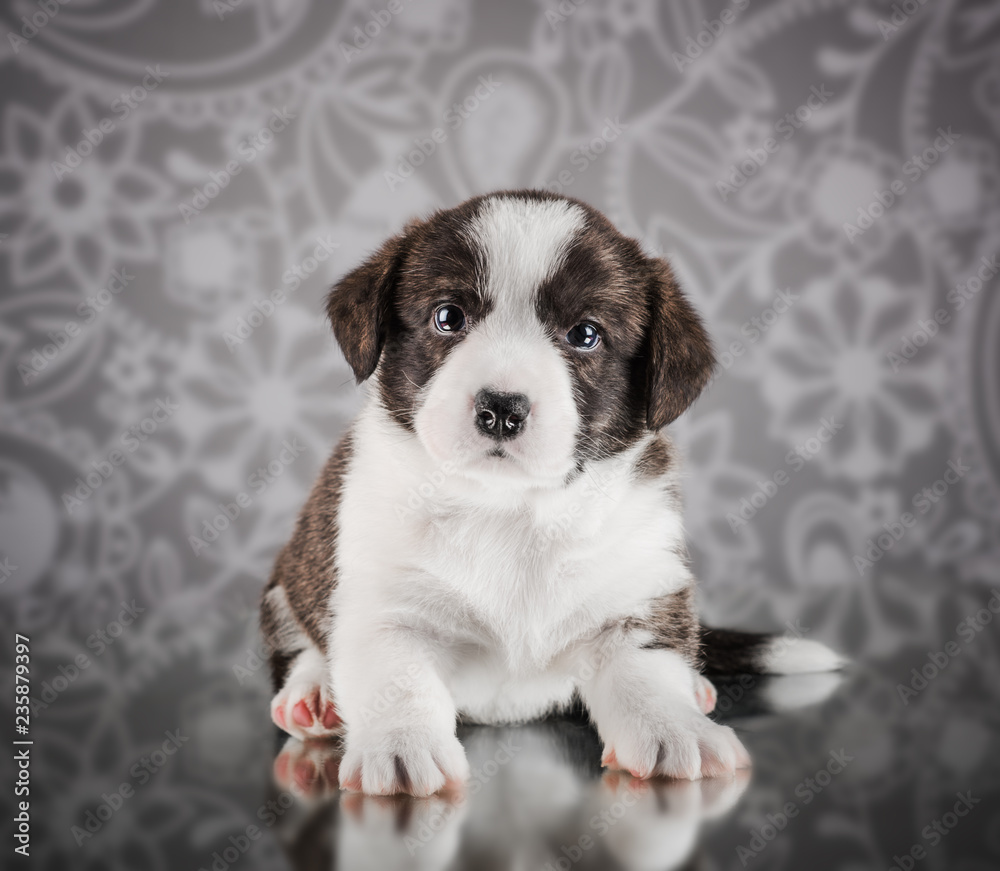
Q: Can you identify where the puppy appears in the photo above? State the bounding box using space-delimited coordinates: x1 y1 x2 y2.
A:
261 190 842 796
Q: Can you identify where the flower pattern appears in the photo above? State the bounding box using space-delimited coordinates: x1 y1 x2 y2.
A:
0 100 172 287
758 277 946 481
2 0 999 868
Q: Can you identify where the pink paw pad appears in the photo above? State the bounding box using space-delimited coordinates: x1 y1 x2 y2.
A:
292 699 314 728
322 701 341 729
293 758 317 791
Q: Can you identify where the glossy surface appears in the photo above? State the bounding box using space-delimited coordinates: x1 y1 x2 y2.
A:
256 654 999 870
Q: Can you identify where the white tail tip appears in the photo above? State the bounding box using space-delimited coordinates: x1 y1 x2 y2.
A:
758 638 847 675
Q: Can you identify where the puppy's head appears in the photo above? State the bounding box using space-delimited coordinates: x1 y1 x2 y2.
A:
328 191 714 487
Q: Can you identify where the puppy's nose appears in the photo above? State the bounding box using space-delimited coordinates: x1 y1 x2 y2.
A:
474 389 530 440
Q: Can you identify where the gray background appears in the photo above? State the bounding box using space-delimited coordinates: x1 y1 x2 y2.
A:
1 0 999 868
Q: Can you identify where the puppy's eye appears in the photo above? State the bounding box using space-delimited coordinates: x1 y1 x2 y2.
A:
566 322 601 350
433 304 466 333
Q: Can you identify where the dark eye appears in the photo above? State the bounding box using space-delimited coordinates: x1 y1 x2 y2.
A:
433 304 466 333
566 322 601 350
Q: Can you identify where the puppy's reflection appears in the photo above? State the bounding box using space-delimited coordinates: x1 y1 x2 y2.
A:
270 719 749 871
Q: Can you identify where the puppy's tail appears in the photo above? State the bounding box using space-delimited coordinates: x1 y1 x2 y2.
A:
699 625 845 676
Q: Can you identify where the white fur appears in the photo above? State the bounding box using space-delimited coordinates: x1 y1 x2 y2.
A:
415 196 587 487
580 638 749 779
466 195 586 309
758 638 846 675
761 671 845 711
271 195 835 795
332 408 690 734
324 196 725 794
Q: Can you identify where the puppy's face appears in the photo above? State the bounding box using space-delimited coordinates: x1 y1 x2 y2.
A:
328 191 713 487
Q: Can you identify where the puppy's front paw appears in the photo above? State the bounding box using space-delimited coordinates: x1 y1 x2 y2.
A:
271 681 341 740
601 709 750 781
339 726 469 797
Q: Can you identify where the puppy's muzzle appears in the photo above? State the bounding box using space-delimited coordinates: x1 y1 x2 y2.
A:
474 389 530 440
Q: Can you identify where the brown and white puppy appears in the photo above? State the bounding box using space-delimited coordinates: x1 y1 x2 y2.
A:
261 190 842 796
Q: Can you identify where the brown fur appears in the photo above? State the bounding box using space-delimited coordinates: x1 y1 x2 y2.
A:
264 433 353 654
634 435 673 480
534 209 650 464
627 582 701 668
265 190 773 706
327 202 496 432
327 189 715 465
644 257 715 430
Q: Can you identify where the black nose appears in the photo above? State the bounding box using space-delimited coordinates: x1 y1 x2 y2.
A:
474 389 530 440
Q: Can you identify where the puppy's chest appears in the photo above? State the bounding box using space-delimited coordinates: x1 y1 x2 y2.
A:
410 484 679 660
422 505 588 595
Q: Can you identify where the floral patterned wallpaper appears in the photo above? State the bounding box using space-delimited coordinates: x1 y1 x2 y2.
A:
0 0 998 868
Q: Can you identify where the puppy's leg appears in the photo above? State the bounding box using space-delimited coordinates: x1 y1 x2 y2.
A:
271 646 341 739
262 583 341 739
333 624 468 797
581 633 750 780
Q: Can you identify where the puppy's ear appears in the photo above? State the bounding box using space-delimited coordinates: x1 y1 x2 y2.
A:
644 258 715 430
326 224 416 382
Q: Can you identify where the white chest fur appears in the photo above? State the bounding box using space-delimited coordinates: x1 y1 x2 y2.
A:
333 406 690 722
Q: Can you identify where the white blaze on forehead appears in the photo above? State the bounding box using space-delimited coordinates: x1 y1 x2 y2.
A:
468 196 586 308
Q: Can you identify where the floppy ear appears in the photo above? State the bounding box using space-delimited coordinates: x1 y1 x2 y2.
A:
325 228 412 383
644 258 716 430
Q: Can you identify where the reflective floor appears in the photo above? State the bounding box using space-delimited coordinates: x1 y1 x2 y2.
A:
24 589 1000 871
256 663 1000 871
